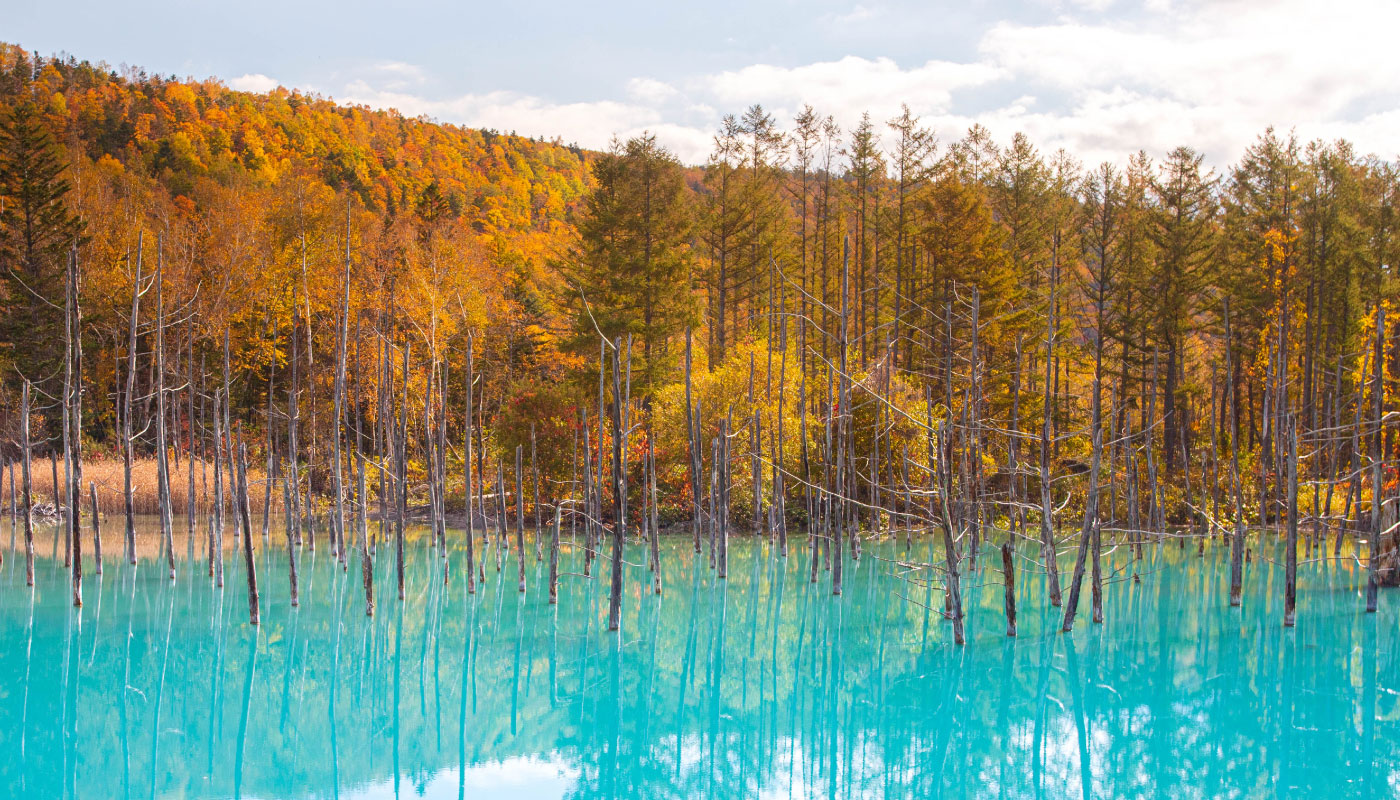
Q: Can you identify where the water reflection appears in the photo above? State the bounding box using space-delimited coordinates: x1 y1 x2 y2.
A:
0 517 1397 798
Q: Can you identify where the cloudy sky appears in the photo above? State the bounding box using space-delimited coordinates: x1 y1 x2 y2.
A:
9 0 1399 166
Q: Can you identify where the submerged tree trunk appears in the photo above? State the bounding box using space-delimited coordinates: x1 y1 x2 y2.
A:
1284 417 1299 627
155 241 175 581
607 340 625 631
648 424 661 595
65 248 84 607
283 459 299 607
516 444 526 593
1366 305 1386 612
464 334 476 594
1226 301 1246 607
22 381 34 586
359 453 373 616
935 421 964 645
1040 256 1063 607
124 237 142 566
213 390 226 588
1002 542 1016 637
90 483 102 576
238 434 260 625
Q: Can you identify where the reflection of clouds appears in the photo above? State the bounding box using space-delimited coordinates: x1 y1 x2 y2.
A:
10 533 1399 798
341 755 579 799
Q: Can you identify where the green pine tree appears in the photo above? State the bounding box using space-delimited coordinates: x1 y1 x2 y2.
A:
0 100 85 394
567 133 696 394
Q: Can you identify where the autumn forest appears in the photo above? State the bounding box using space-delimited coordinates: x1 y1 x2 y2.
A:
2 39 1399 629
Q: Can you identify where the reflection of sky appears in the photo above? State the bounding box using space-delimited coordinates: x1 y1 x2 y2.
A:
1 520 1398 799
333 756 579 800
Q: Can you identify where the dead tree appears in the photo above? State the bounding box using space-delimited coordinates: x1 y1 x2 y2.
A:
123 233 144 565
1227 300 1246 606
1002 542 1016 637
607 340 625 631
155 239 175 581
22 381 34 586
1284 416 1299 627
237 432 260 625
464 333 476 593
89 482 101 575
65 248 84 606
1366 304 1386 612
1039 257 1063 608
515 444 526 593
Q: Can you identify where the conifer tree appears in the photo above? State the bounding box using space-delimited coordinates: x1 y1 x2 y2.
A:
569 133 695 393
1150 146 1216 469
0 99 85 410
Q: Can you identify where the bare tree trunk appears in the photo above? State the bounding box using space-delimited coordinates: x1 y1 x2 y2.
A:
124 235 142 565
89 482 102 575
775 319 790 557
261 338 275 546
1040 258 1062 607
188 329 199 558
721 413 732 578
1284 416 1299 627
288 301 303 548
155 240 175 581
1366 305 1386 612
548 504 561 604
332 250 350 569
283 458 299 607
464 333 476 593
752 408 762 543
1001 542 1016 637
935 420 964 645
496 463 508 574
213 389 226 588
832 240 850 597
515 444 526 593
396 342 408 600
237 432 260 625
1010 335 1025 540
22 381 34 586
582 407 594 577
607 340 625 631
1062 274 1107 632
648 421 661 595
222 332 235 551
65 249 84 606
359 453 372 615
1227 301 1246 606
532 423 542 562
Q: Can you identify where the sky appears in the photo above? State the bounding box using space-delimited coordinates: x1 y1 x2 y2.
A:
7 0 1399 167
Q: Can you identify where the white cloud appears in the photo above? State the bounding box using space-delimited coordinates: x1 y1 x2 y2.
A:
1075 0 1116 9
365 61 428 90
974 0 1400 163
330 0 1400 168
228 73 278 93
625 77 678 105
821 4 880 26
339 81 673 151
700 56 1001 120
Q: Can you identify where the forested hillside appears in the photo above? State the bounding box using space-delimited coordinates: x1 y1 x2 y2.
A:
0 42 590 444
2 40 1398 584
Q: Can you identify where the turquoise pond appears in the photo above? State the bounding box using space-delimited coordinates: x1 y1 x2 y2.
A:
0 519 1397 799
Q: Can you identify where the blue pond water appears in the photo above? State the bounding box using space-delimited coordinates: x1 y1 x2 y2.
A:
0 519 1396 799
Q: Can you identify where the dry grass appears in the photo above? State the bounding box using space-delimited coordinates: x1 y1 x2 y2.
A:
39 457 273 518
